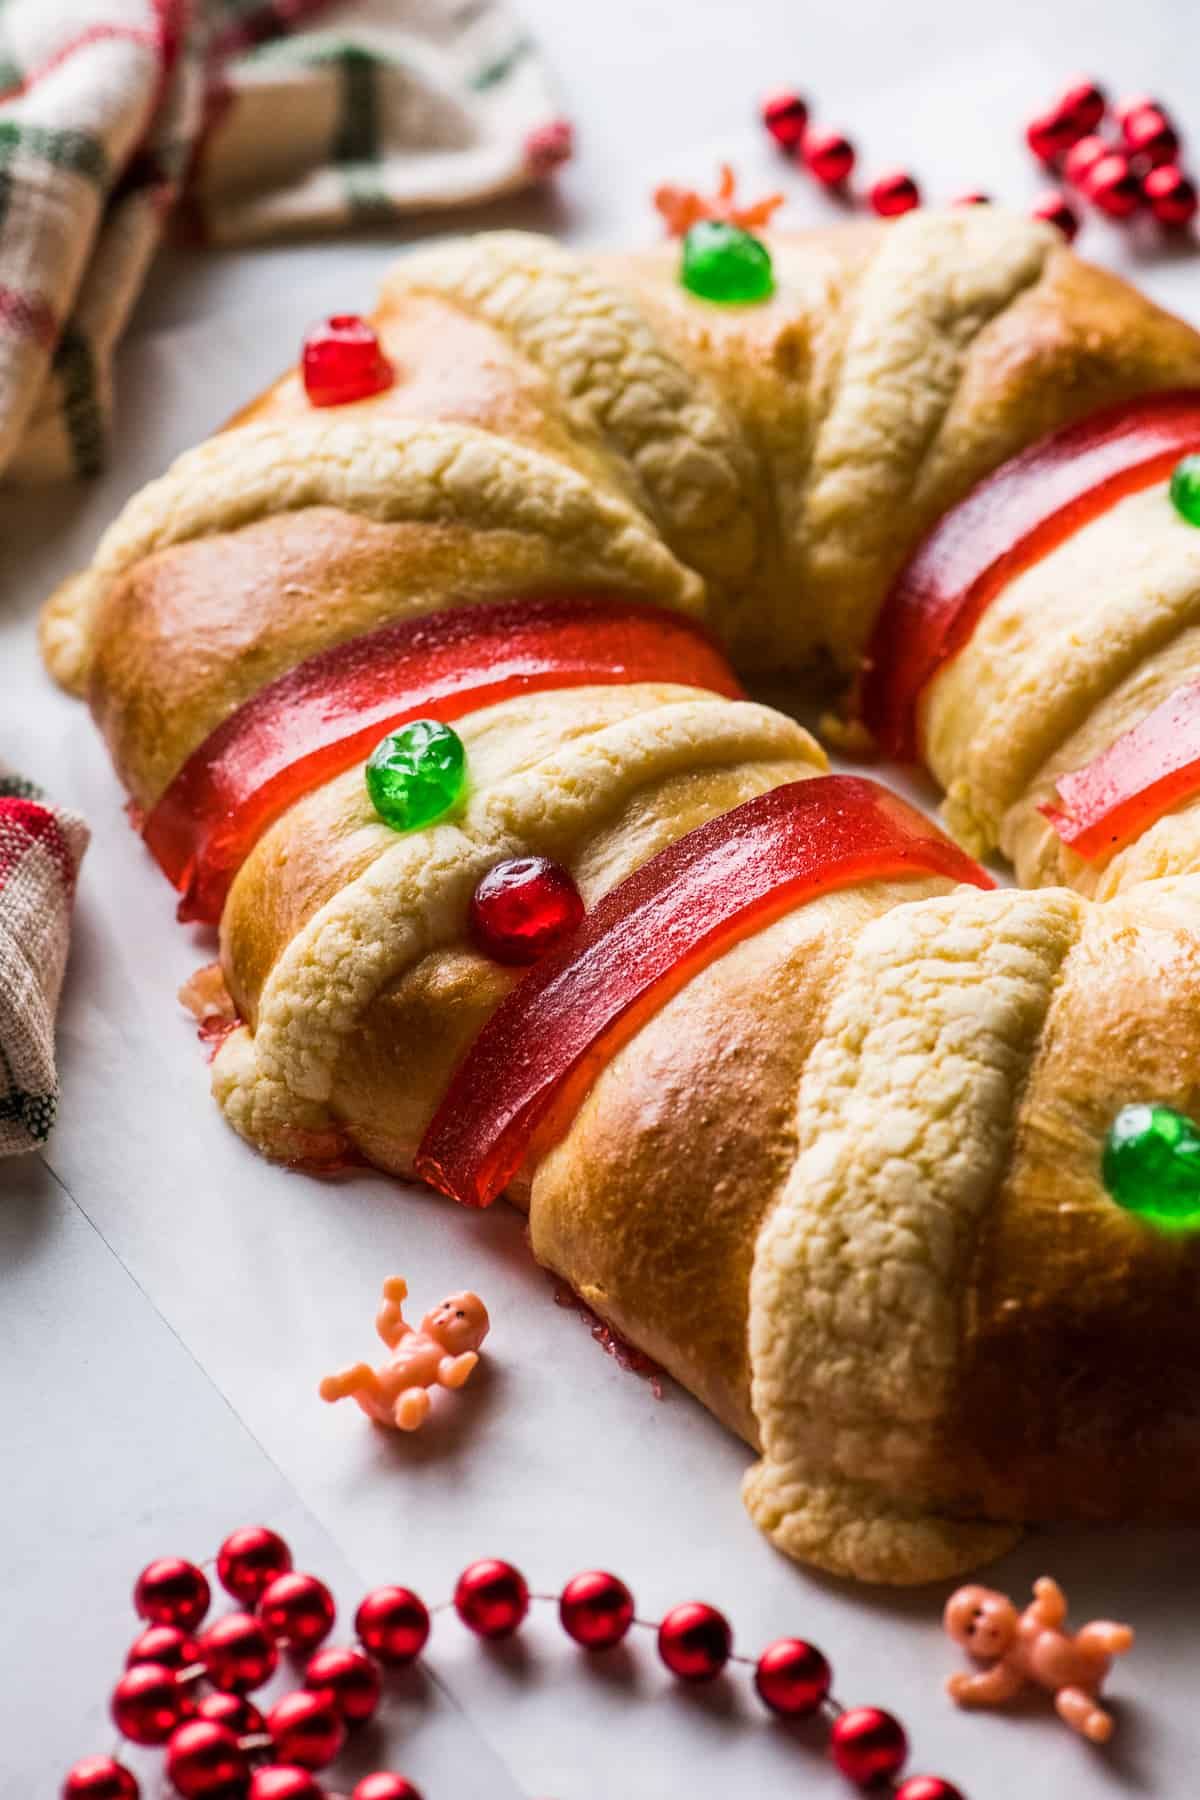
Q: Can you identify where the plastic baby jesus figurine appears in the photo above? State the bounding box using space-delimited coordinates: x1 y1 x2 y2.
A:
943 1577 1134 1744
319 1278 489 1432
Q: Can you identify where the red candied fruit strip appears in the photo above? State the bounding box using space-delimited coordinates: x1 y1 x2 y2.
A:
142 595 742 926
861 389 1200 762
1040 678 1200 860
415 774 992 1208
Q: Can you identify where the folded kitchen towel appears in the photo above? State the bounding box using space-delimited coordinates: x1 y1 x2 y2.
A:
0 0 568 482
0 769 89 1155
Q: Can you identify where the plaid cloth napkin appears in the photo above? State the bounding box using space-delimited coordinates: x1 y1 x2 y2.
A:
0 770 89 1156
0 0 568 482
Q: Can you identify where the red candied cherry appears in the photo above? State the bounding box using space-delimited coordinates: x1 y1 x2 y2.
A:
1063 134 1109 188
1145 165 1199 227
868 170 920 218
1121 105 1179 168
258 1572 336 1650
198 1612 278 1693
267 1691 346 1771
165 1720 249 1798
754 1637 832 1716
196 1692 264 1734
895 1780 967 1800
1085 151 1142 217
760 89 808 152
803 128 855 186
469 855 585 965
830 1706 909 1786
126 1624 200 1672
1055 78 1106 136
217 1527 293 1605
453 1559 529 1639
134 1557 210 1630
305 1645 382 1723
62 1758 140 1800
353 1780 424 1800
657 1602 732 1682
302 316 394 408
559 1570 635 1650
354 1586 430 1664
248 1770 324 1800
1030 189 1080 241
111 1662 193 1745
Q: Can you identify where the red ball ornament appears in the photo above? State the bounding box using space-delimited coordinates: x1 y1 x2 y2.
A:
62 1757 140 1800
1025 110 1076 166
353 1780 424 1800
1144 164 1199 227
1122 105 1180 168
217 1527 293 1606
305 1645 383 1723
258 1573 336 1650
469 856 585 965
111 1662 193 1745
248 1772 324 1800
267 1692 346 1771
165 1720 249 1798
1056 78 1106 137
761 89 808 152
302 316 394 409
354 1586 430 1665
895 1779 967 1800
453 1559 530 1639
1063 133 1109 188
196 1692 265 1734
803 129 855 186
868 170 920 218
1115 91 1162 132
127 1624 200 1672
134 1558 211 1631
198 1612 279 1693
829 1706 909 1787
1085 151 1142 217
754 1637 832 1717
1030 188 1080 241
657 1602 732 1682
951 191 990 206
559 1570 635 1650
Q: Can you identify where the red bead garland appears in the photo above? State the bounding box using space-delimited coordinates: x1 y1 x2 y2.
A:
134 1558 211 1630
267 1691 346 1771
761 89 809 152
217 1527 293 1606
559 1569 635 1650
803 129 856 186
258 1573 336 1650
1063 133 1108 188
469 856 585 966
111 1662 194 1745
1122 105 1179 168
1144 165 1198 227
1085 151 1142 217
305 1644 384 1723
868 170 920 218
127 1624 201 1671
830 1706 909 1787
164 1720 249 1798
198 1612 279 1693
62 1757 141 1800
1057 79 1106 138
354 1586 431 1664
302 316 394 409
754 1637 832 1716
453 1559 530 1640
67 1524 970 1799
657 1602 732 1682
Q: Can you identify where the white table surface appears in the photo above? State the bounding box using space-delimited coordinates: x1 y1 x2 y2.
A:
5 3 1200 1797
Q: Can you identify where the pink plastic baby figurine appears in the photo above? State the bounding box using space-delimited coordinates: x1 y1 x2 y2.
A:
319 1278 489 1432
943 1576 1134 1743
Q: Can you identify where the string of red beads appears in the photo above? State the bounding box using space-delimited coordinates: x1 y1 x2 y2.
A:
62 1526 969 1800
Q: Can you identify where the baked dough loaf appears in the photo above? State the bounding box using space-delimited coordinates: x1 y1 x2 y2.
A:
42 208 1200 1584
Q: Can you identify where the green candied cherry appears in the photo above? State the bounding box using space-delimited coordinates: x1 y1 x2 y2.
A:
366 718 466 831
680 221 775 304
1102 1102 1200 1228
1169 453 1200 526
